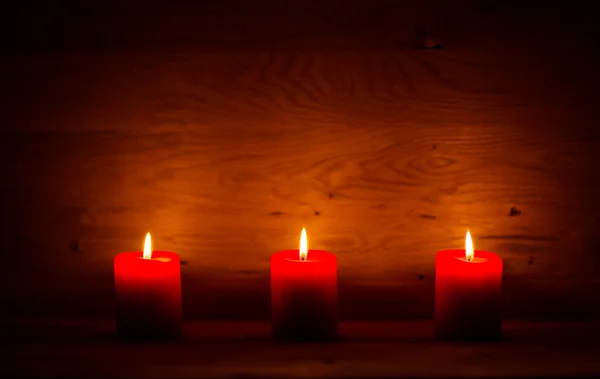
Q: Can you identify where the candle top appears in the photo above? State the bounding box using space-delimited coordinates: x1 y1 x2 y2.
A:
114 251 181 273
455 256 488 263
285 256 323 263
137 256 172 263
436 230 502 266
272 249 337 264
117 233 175 263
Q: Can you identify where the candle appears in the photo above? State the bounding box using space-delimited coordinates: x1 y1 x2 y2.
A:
114 233 182 339
270 228 338 341
435 230 503 340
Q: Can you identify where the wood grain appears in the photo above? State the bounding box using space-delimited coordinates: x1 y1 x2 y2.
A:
1 1 599 320
2 320 600 378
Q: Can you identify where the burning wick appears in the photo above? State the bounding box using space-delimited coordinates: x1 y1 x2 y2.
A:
143 232 152 260
465 230 474 262
299 228 308 261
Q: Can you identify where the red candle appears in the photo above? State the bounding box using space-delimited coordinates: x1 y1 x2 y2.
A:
270 228 338 341
114 233 182 339
435 231 503 340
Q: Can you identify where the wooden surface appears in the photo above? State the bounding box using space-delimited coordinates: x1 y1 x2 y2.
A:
1 1 600 320
2 320 600 378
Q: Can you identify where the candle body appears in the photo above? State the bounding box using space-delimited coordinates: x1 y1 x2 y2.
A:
270 250 338 341
114 251 182 339
435 249 502 340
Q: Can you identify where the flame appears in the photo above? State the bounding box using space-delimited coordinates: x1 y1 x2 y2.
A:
299 228 308 261
465 230 474 262
143 232 152 259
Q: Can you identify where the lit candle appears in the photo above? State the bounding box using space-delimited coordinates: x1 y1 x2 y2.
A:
114 233 182 339
270 228 338 341
435 230 503 340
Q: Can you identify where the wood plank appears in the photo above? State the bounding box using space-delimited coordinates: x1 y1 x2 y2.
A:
1 1 599 320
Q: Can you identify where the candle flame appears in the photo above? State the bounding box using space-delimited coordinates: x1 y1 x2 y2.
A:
299 228 308 261
465 230 474 262
143 232 152 259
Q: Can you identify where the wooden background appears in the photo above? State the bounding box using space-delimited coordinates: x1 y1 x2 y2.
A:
1 0 599 321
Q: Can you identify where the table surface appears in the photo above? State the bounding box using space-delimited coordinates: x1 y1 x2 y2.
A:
2 319 600 378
